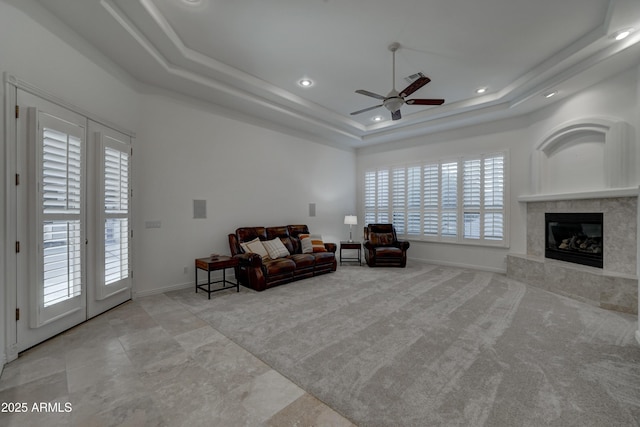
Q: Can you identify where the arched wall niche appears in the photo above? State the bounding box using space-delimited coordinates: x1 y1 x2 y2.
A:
531 117 635 194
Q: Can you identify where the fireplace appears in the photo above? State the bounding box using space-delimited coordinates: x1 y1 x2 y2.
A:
545 212 603 268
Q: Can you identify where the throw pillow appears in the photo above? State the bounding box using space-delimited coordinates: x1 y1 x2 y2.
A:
310 234 327 252
245 239 270 260
263 237 291 259
299 234 313 253
240 237 260 253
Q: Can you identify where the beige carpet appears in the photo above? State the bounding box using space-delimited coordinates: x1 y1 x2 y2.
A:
168 262 640 427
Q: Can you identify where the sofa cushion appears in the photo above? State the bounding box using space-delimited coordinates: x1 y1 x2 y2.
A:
287 253 315 268
263 257 296 275
374 246 403 257
311 251 335 265
263 237 290 259
237 227 267 243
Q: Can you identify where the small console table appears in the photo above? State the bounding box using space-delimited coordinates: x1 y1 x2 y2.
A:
195 255 239 299
340 241 362 266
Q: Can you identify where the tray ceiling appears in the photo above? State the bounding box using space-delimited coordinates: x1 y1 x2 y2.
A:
31 0 640 148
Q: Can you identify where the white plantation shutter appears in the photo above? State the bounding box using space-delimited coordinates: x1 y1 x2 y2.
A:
96 130 132 300
423 164 439 236
42 127 83 306
33 111 86 326
377 170 389 223
484 155 504 209
104 147 129 285
364 169 391 225
463 159 481 239
407 167 421 235
441 162 458 237
392 168 406 234
363 153 506 245
483 155 505 240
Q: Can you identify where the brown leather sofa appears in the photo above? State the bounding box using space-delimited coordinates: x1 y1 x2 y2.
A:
363 223 410 267
228 225 337 291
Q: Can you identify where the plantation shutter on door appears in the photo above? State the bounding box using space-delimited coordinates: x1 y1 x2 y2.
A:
96 130 131 300
32 110 86 327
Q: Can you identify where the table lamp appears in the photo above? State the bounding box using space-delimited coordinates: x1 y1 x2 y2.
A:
344 215 358 242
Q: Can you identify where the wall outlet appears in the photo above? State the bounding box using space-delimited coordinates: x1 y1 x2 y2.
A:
145 220 161 229
183 266 188 274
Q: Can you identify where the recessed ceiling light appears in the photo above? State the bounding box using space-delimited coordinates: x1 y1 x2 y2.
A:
544 91 557 99
475 87 487 94
614 28 634 41
372 116 383 122
298 78 314 88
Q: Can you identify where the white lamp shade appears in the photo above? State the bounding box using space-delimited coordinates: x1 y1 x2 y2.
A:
344 215 358 225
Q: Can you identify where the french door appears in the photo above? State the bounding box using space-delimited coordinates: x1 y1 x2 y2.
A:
14 89 132 352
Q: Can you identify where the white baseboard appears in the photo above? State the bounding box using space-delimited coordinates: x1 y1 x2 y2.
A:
133 274 238 298
408 257 507 274
133 282 193 298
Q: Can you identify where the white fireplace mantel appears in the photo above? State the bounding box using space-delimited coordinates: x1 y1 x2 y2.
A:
517 187 639 203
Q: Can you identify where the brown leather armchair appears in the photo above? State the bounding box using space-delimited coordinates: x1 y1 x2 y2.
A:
363 224 410 267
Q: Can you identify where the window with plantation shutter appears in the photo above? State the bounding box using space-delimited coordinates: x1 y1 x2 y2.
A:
407 166 421 235
364 169 390 225
463 159 481 239
441 162 458 237
423 164 439 236
483 155 505 240
363 152 506 245
392 168 406 234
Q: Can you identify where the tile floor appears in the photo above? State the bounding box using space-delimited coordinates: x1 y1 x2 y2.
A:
0 290 355 427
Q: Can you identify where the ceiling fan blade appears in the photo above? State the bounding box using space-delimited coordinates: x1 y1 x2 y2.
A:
399 76 431 98
391 110 402 120
350 104 383 115
355 89 386 100
406 98 445 105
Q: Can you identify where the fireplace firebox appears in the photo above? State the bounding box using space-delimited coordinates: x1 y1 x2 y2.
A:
545 212 603 268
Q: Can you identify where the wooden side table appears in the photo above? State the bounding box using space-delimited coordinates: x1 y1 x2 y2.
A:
340 241 362 265
195 255 239 299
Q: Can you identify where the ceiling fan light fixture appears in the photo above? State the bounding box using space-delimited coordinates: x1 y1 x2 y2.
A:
372 115 384 122
383 97 403 112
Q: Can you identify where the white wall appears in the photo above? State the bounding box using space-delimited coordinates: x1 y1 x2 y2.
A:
132 92 356 296
356 66 640 272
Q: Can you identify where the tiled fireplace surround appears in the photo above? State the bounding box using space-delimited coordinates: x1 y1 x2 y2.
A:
506 117 638 315
507 193 638 314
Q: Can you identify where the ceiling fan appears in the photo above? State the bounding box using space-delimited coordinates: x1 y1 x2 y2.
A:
351 42 445 121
